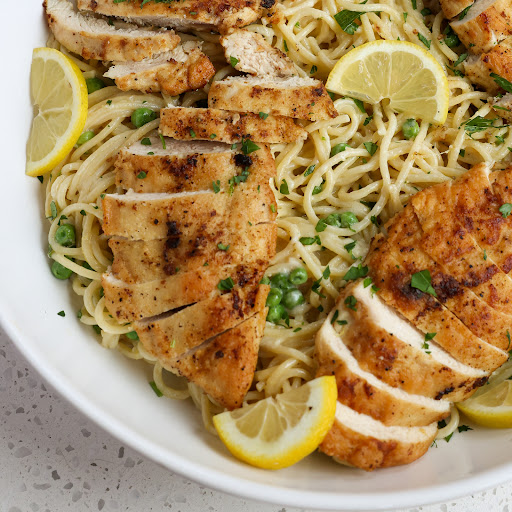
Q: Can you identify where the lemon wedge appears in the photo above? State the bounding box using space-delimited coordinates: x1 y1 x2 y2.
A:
326 40 449 124
213 376 337 469
26 48 88 177
457 368 512 428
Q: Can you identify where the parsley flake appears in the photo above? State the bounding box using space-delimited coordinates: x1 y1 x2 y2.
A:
411 269 437 297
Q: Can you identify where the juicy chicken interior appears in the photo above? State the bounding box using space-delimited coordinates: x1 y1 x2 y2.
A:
317 165 512 471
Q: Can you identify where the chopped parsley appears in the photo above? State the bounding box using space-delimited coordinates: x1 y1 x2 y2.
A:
229 56 239 67
310 65 318 75
333 3 367 35
499 203 512 218
49 201 58 220
491 73 512 94
137 171 147 179
453 53 468 67
189 129 196 138
304 164 316 177
344 240 357 259
417 33 431 49
330 143 349 157
57 310 65 317
280 179 290 194
363 141 378 155
411 269 437 297
217 277 235 291
300 235 321 246
259 112 269 120
353 98 366 113
241 139 260 155
212 180 221 193
217 243 230 251
141 137 152 145
425 332 436 341
344 295 358 311
343 263 368 281
149 381 163 397
459 5 471 20
159 133 166 149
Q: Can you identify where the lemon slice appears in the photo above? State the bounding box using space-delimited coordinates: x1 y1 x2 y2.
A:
213 376 337 469
326 40 449 124
26 48 88 177
457 373 512 428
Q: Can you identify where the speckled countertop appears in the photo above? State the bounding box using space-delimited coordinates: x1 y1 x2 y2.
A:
1 326 511 512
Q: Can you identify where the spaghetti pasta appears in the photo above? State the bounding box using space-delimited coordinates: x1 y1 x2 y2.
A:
42 0 512 435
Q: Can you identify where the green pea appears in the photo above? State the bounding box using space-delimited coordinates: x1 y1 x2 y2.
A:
266 287 283 307
289 267 308 285
339 212 359 228
131 108 157 128
266 304 286 323
402 119 420 140
86 77 106 94
51 261 73 280
282 289 305 309
77 130 95 146
270 273 293 290
126 331 139 340
55 224 76 247
444 27 460 48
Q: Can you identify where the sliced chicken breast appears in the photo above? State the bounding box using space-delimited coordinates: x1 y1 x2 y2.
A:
450 0 512 54
159 107 307 144
77 0 275 32
172 308 267 409
135 284 268 364
319 402 437 471
208 76 338 121
440 0 474 19
368 234 508 372
384 207 512 352
104 42 215 95
115 137 275 193
339 282 488 402
463 39 512 94
102 261 267 322
220 29 297 77
44 0 179 62
411 166 512 319
102 188 277 241
109 223 276 284
315 319 451 427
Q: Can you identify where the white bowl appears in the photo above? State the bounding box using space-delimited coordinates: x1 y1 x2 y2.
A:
2 3 512 510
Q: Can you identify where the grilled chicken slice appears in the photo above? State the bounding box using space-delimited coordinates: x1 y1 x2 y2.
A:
115 138 275 193
77 0 275 32
463 40 512 95
171 309 267 409
102 261 267 322
368 234 508 372
220 29 297 77
315 319 450 427
411 166 512 319
319 402 437 472
102 188 277 241
339 282 488 402
104 42 215 95
109 223 276 283
450 0 512 54
135 284 268 365
44 0 179 62
159 107 307 144
384 207 512 352
208 76 338 121
440 0 474 19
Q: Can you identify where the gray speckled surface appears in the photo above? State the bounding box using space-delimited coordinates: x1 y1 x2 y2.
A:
1 326 511 512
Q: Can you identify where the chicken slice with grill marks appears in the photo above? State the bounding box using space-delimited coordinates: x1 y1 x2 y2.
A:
450 0 512 54
44 0 179 62
109 223 276 284
337 282 488 402
104 42 215 95
208 76 338 121
171 308 267 410
102 261 267 322
102 188 276 242
384 206 512 352
135 284 268 370
319 402 438 472
220 29 297 77
77 0 276 33
115 138 276 194
159 107 307 144
440 0 474 19
367 234 508 372
410 165 512 318
315 317 451 427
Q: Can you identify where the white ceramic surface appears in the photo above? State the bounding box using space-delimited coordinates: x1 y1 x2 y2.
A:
2 3 512 510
